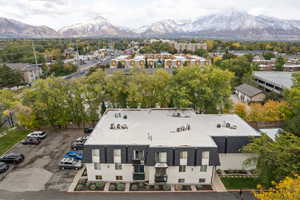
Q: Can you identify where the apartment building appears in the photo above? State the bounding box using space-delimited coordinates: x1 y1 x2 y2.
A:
173 42 207 53
110 54 208 69
83 108 260 185
253 56 276 71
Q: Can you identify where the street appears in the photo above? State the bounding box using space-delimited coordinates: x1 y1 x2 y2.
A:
0 190 256 200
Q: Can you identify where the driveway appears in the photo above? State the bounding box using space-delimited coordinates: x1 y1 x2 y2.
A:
0 129 83 192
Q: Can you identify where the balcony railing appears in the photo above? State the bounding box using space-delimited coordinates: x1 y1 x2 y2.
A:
155 175 168 183
133 173 145 180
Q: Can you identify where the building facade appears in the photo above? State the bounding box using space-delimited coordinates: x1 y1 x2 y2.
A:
110 54 208 69
83 108 260 185
5 63 43 83
234 83 266 103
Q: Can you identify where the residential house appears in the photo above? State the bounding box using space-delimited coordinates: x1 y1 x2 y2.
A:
234 84 266 103
5 63 42 83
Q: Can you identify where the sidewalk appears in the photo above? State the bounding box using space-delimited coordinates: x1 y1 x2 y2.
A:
212 173 227 192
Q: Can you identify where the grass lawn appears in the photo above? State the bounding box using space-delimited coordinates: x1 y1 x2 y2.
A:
0 128 30 155
221 177 260 190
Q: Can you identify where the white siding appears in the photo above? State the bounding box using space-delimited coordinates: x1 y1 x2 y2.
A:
217 153 256 170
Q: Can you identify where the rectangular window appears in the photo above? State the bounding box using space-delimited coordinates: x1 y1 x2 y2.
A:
180 151 188 159
115 163 122 170
116 176 123 180
178 178 185 183
95 175 102 180
199 178 206 183
133 150 144 160
202 151 209 159
92 149 100 163
179 165 186 172
156 152 167 163
200 165 207 172
114 149 121 163
94 163 101 170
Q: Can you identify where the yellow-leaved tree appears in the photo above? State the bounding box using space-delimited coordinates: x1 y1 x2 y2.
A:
255 175 300 200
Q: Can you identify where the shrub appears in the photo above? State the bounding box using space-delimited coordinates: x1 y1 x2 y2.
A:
109 184 116 191
95 181 105 190
145 185 151 191
154 185 160 191
163 184 171 191
78 178 87 185
116 183 125 191
131 184 138 191
175 185 182 191
89 183 97 191
76 184 84 191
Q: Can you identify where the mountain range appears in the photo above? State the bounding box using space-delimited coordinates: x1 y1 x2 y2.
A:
1 9 300 41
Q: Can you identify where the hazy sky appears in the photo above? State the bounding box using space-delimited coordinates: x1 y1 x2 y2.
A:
1 0 300 30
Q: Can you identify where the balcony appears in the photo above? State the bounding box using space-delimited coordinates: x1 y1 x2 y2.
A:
155 175 168 183
133 173 145 181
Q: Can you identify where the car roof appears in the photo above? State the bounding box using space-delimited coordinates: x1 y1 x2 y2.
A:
30 131 44 134
0 162 6 165
61 157 74 162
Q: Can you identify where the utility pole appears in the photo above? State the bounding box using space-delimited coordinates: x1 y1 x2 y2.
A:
32 40 38 67
76 40 79 65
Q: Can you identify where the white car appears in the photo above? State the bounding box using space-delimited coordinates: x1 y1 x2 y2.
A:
59 158 82 170
27 131 47 139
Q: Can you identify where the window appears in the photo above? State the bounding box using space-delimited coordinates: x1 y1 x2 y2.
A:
199 178 206 183
133 150 144 160
180 151 188 159
155 152 167 163
114 149 121 163
178 178 185 183
92 149 100 163
95 175 102 180
94 163 101 170
115 163 122 170
202 151 209 159
200 165 207 172
116 176 123 180
179 165 186 172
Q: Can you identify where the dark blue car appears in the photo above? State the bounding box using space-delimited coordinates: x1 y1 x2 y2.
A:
64 152 83 160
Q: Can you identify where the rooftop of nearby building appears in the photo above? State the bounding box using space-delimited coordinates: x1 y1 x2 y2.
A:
259 128 283 141
253 71 294 89
235 83 263 97
86 108 260 148
3 63 41 72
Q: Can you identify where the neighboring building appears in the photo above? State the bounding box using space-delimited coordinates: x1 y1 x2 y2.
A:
110 53 209 69
234 84 266 103
83 108 260 185
253 56 276 71
253 71 294 95
5 63 42 83
283 64 300 72
259 128 283 141
172 42 207 53
64 48 77 58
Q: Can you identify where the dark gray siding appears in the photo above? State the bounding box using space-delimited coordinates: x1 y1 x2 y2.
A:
212 136 258 153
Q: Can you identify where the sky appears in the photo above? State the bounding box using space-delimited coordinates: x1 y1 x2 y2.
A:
1 0 300 30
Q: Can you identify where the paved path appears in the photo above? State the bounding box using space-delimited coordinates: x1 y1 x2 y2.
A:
0 190 257 200
212 173 227 192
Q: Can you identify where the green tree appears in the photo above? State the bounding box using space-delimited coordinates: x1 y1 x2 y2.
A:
195 49 208 58
243 133 300 187
275 57 285 71
0 65 24 88
263 52 275 60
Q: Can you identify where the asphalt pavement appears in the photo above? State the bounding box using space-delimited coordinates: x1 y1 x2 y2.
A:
0 191 256 200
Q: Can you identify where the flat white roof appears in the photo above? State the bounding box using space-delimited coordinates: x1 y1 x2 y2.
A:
253 71 294 89
86 109 260 148
259 128 283 141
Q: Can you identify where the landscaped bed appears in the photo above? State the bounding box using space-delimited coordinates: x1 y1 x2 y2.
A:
195 184 213 190
0 128 30 155
75 179 105 191
175 185 191 191
109 182 126 191
130 183 171 191
221 177 260 190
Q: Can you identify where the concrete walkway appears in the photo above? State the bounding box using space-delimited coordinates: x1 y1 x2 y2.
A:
212 173 227 192
68 167 85 192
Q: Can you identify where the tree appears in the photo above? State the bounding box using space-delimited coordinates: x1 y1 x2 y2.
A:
275 57 285 71
284 72 300 136
243 133 300 186
254 175 300 200
48 61 78 76
0 65 24 88
263 52 275 60
234 103 247 119
168 66 234 113
195 49 208 58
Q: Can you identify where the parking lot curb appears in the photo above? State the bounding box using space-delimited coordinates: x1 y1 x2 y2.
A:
67 190 216 194
67 167 86 192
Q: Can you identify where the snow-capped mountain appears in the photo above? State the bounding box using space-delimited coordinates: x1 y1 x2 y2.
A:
58 16 134 37
135 9 300 40
0 17 58 38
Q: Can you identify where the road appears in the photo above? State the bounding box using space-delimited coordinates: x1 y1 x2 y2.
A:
0 190 256 200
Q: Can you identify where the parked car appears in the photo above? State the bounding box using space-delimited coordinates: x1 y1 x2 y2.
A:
64 152 83 160
22 137 41 145
71 136 88 150
0 153 24 164
0 162 9 173
84 127 94 134
58 158 82 170
27 131 47 139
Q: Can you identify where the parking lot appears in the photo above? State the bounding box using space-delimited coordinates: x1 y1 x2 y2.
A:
0 129 83 192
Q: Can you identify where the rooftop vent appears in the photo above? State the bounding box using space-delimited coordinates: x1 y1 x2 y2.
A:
217 121 237 129
115 113 122 118
110 123 128 130
172 112 190 118
175 124 191 133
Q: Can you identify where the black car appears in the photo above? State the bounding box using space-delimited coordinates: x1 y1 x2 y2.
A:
0 162 9 173
0 153 24 164
71 136 88 150
22 137 41 145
